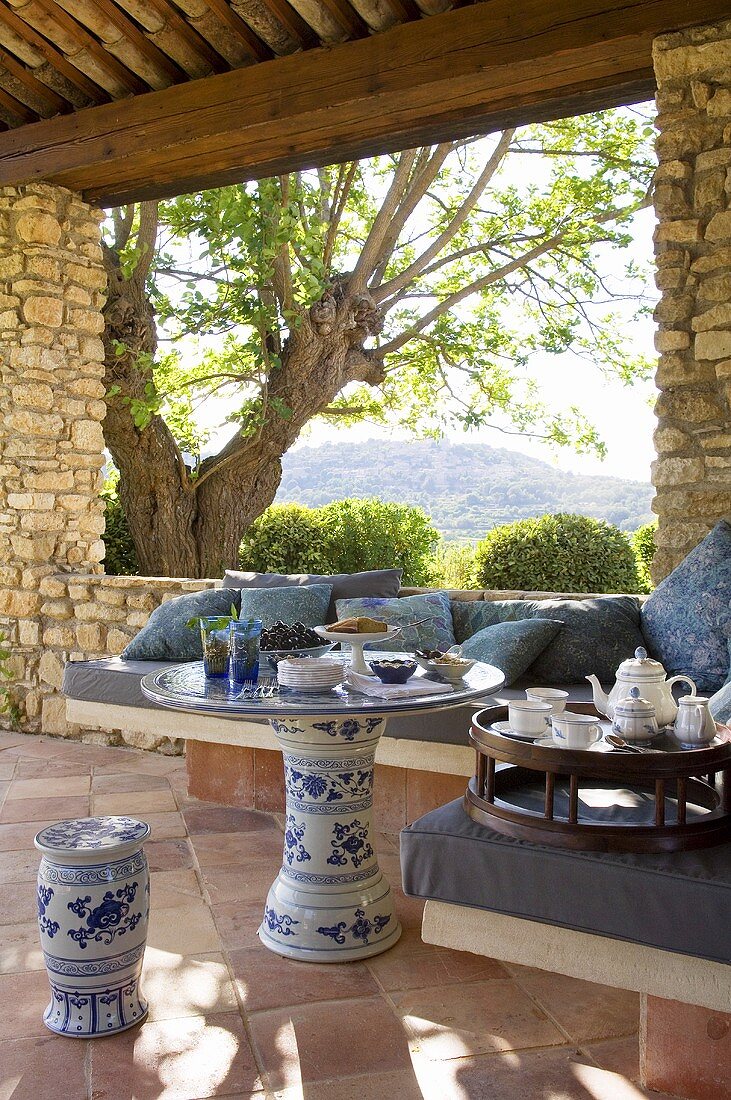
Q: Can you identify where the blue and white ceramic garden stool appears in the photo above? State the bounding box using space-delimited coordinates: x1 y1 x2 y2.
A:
34 816 151 1037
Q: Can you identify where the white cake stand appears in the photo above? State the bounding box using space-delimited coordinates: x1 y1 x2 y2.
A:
314 625 402 674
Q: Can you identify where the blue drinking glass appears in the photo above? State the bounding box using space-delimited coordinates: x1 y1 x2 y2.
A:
200 617 231 679
229 619 263 686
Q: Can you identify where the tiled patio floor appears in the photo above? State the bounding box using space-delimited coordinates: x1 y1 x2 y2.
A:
0 731 674 1100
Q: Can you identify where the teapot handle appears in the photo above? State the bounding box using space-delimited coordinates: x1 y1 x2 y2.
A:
667 674 697 696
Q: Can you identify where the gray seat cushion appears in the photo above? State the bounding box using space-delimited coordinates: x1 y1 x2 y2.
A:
400 798 731 963
63 659 597 746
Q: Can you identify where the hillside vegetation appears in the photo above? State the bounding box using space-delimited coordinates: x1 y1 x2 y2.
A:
276 440 653 539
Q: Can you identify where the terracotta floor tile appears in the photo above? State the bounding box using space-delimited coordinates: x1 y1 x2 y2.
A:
0 883 37 925
210 900 266 950
0 920 44 974
3 738 75 760
151 868 204 908
410 1046 656 1100
0 820 55 852
138 811 187 840
0 1033 89 1100
142 949 238 1022
228 943 380 1012
147 900 221 955
0 760 16 780
6 775 90 800
15 759 91 778
366 940 507 992
248 996 413 1091
274 1069 425 1100
201 862 279 906
0 970 52 1040
90 1012 262 1100
0 794 89 824
391 885 425 930
191 829 283 868
183 803 278 836
0 847 41 884
92 789 178 815
587 1035 641 1081
91 771 172 793
393 978 566 1060
512 969 640 1042
144 838 194 872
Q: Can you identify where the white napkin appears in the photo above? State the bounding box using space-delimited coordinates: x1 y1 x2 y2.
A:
347 671 454 700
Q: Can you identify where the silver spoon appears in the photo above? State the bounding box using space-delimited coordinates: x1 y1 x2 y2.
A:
606 734 662 754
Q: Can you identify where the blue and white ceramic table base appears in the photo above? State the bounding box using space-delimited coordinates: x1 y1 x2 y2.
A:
260 715 402 962
34 816 151 1037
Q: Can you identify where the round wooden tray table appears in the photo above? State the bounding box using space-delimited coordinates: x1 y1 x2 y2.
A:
467 703 731 853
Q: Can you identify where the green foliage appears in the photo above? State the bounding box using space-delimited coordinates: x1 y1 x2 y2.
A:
240 499 440 586
425 542 477 590
101 474 139 576
631 519 657 594
472 513 642 594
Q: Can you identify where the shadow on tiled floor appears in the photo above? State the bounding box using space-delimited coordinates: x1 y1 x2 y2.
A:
0 731 672 1100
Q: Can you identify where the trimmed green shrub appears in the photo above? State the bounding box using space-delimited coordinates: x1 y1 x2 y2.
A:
239 504 334 575
472 513 642 594
240 498 440 586
631 519 657 594
428 542 478 589
102 485 139 576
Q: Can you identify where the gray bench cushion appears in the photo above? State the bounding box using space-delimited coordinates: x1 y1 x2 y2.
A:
400 797 731 963
63 658 595 746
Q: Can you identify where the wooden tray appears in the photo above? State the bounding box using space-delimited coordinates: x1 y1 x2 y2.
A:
466 703 731 853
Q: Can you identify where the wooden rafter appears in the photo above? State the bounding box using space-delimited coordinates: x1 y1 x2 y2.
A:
256 0 320 48
75 0 189 84
383 0 422 22
31 0 151 94
0 1 110 102
204 0 275 63
143 0 233 73
0 47 72 114
0 83 39 124
317 0 370 38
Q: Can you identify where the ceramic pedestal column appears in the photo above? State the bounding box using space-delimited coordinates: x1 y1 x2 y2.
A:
260 715 402 962
35 816 151 1037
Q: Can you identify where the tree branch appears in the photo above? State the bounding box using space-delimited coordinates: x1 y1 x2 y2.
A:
134 201 159 283
323 161 357 272
112 205 134 252
350 148 421 291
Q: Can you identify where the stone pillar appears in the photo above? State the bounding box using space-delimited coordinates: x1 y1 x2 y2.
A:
0 183 107 731
652 20 731 581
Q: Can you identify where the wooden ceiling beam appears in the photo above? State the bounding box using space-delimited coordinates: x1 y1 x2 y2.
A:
316 0 370 38
0 46 73 114
143 0 232 73
255 0 320 49
2 0 730 204
0 83 40 124
382 0 422 22
0 1 110 102
77 0 189 84
203 0 275 63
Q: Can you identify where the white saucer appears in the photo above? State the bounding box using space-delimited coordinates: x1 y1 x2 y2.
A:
491 720 547 741
534 735 606 751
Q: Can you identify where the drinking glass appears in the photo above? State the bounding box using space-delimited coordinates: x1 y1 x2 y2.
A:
200 617 231 679
229 619 263 686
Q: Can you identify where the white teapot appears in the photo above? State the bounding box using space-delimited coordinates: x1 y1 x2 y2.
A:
587 647 696 727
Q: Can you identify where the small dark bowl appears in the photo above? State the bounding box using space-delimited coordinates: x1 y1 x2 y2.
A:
368 659 418 684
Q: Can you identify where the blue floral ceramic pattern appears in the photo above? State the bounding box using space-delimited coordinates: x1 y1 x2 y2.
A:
238 583 333 629
527 596 645 685
317 908 391 946
283 815 311 865
327 819 374 869
450 599 534 643
121 588 242 661
642 521 731 692
334 591 456 653
311 717 382 742
263 906 299 936
37 885 60 938
460 619 563 686
67 883 142 949
36 817 150 852
286 764 373 806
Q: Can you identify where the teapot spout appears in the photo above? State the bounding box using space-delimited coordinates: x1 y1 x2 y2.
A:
586 674 609 716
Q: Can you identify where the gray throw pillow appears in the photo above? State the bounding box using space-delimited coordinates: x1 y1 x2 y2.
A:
334 591 456 653
451 600 535 644
222 568 402 623
238 583 332 629
525 595 645 685
641 520 731 692
460 619 564 686
121 589 241 661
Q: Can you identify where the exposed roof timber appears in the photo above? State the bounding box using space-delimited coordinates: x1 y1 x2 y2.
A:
0 46 73 114
142 0 240 71
75 0 188 85
203 0 275 62
1 0 730 206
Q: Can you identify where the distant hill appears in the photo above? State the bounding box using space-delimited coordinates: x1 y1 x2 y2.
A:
275 440 654 540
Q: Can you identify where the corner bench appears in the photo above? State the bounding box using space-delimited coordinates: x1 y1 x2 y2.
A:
401 797 731 1098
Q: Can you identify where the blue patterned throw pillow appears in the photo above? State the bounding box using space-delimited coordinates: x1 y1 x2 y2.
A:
526 596 644 685
451 600 535 644
460 619 564 686
238 583 333 629
122 589 241 661
642 521 731 692
709 640 731 723
334 591 456 653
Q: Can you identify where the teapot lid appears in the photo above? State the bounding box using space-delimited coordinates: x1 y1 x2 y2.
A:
614 686 656 716
617 646 666 679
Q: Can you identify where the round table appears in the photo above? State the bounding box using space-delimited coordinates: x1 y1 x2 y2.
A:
141 656 503 963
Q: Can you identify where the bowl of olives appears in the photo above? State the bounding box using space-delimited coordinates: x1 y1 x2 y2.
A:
367 658 418 684
260 621 336 670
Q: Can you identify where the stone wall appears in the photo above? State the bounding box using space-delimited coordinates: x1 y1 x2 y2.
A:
0 183 108 731
652 21 731 579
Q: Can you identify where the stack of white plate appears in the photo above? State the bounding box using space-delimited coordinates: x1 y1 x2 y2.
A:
276 657 345 693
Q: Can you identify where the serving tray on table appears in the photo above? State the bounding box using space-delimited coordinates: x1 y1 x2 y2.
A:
466 703 731 853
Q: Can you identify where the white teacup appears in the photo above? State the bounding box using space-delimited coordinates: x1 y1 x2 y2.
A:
525 687 569 716
551 711 602 749
508 699 553 736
